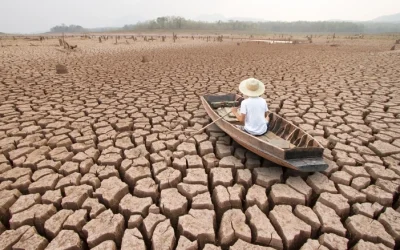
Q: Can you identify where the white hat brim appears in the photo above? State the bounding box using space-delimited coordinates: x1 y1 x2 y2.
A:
239 78 265 97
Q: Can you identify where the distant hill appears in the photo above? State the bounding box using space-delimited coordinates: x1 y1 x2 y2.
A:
371 12 400 23
195 14 266 23
228 17 266 22
47 15 400 35
195 12 400 24
194 14 227 22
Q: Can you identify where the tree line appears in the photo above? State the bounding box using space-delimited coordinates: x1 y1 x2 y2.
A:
50 24 86 33
123 17 366 33
49 17 400 34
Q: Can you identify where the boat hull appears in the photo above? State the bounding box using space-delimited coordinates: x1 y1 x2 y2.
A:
201 95 328 172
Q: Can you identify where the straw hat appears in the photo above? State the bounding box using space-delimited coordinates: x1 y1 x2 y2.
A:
239 78 265 97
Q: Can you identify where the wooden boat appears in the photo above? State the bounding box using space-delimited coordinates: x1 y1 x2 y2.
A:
201 94 328 172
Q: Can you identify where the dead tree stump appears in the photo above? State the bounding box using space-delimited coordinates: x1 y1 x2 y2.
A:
56 64 68 74
141 56 149 63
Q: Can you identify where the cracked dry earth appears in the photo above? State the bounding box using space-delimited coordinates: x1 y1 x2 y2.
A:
0 36 400 250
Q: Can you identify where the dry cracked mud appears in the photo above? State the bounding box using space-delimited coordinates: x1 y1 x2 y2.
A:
0 34 400 249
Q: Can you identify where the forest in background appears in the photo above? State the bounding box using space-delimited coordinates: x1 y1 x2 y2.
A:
49 16 400 34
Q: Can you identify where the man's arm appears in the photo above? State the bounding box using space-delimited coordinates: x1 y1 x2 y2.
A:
264 101 270 123
232 107 245 123
265 111 270 122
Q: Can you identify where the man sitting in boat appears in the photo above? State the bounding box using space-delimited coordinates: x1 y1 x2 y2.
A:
232 78 270 136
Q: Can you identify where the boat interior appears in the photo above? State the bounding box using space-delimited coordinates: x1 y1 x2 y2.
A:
203 94 322 150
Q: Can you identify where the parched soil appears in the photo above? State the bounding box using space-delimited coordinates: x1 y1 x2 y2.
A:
0 35 400 250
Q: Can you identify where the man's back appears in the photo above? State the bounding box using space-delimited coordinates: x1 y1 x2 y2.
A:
240 97 268 135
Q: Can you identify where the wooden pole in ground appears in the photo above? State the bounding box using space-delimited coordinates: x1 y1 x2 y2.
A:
184 96 243 141
162 109 233 142
184 110 233 142
163 96 242 142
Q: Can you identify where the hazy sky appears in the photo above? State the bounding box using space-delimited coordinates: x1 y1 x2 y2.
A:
1 0 399 33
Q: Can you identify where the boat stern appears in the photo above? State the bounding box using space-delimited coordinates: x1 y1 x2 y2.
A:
286 158 328 172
